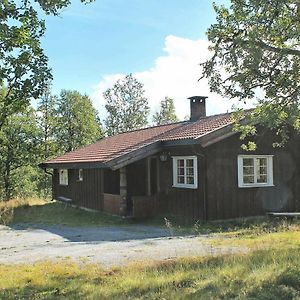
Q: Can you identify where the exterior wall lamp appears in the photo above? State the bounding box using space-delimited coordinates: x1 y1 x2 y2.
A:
159 152 168 162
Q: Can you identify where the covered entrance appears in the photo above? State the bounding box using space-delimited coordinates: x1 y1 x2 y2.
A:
102 156 160 217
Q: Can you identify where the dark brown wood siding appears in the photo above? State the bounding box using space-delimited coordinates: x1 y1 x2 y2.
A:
53 168 104 210
156 145 206 220
204 131 300 220
51 131 300 220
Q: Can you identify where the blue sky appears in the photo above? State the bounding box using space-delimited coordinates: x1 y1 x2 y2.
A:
42 0 245 119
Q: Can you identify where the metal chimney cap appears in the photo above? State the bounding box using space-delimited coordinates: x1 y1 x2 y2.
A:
188 96 208 101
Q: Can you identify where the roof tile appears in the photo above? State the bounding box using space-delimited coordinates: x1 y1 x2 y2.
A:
44 112 233 165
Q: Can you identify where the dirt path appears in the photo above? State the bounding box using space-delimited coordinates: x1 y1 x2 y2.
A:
0 224 248 267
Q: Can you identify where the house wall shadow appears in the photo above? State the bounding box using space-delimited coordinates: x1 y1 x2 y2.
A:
8 223 174 244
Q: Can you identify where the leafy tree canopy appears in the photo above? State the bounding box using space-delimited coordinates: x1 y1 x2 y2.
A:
56 90 103 152
0 107 41 200
37 85 59 160
202 0 300 148
0 0 93 129
153 96 178 125
104 74 150 136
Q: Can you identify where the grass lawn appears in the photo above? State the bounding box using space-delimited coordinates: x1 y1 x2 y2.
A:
0 198 131 227
0 229 299 299
0 198 299 299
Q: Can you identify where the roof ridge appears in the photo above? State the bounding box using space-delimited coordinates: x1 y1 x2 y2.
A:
111 111 234 136
105 122 186 163
114 120 188 135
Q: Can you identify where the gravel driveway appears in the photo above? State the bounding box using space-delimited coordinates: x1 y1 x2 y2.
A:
0 224 247 267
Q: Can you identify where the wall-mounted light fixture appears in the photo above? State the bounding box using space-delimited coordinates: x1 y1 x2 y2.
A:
159 152 168 162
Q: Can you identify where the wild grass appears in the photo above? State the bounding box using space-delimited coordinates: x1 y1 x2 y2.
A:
0 199 299 299
0 198 127 227
1 198 300 235
0 230 299 299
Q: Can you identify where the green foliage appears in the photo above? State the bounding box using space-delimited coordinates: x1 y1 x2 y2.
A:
104 74 150 136
0 86 103 200
0 107 42 200
0 198 127 227
202 0 300 146
153 96 178 125
0 0 94 128
37 85 60 159
56 90 103 152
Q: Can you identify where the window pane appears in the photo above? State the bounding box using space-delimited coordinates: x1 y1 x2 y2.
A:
186 176 194 184
243 166 254 175
78 169 83 181
243 158 254 167
186 167 194 176
177 175 185 184
186 159 194 167
242 158 254 183
178 167 185 176
178 159 184 167
259 166 267 175
257 158 267 167
243 175 254 184
257 158 268 183
257 174 267 183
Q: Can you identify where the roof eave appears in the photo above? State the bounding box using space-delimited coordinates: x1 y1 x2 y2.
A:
39 161 108 169
106 141 162 171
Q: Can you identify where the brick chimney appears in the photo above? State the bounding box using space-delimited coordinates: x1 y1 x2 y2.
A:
188 96 207 121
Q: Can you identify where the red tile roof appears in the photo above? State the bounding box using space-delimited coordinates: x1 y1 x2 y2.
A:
44 112 234 166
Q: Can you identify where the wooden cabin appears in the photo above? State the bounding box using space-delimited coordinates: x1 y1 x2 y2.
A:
40 97 300 220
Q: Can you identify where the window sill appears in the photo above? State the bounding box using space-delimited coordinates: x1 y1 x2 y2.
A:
172 184 198 189
238 184 274 188
59 184 68 186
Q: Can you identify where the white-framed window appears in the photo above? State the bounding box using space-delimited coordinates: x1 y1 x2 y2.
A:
59 169 68 186
78 169 83 181
237 155 274 188
172 156 198 189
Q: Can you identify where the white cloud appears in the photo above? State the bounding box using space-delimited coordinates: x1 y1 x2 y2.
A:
91 35 254 121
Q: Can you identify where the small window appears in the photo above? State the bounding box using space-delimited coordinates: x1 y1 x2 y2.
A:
237 155 274 188
78 169 83 181
172 156 198 189
59 169 68 186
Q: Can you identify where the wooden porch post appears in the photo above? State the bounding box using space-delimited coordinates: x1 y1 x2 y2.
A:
119 167 127 216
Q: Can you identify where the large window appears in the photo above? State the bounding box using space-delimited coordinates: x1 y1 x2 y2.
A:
59 169 68 186
172 156 198 189
237 155 274 188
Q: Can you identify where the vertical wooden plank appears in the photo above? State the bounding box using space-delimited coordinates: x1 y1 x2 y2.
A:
156 157 160 193
146 157 151 196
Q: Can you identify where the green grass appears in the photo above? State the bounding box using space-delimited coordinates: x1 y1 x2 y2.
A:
0 199 299 299
1 198 299 234
0 230 299 299
0 198 129 227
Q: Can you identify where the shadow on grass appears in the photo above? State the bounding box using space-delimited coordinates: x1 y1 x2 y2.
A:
2 248 299 300
2 201 172 243
2 199 299 243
